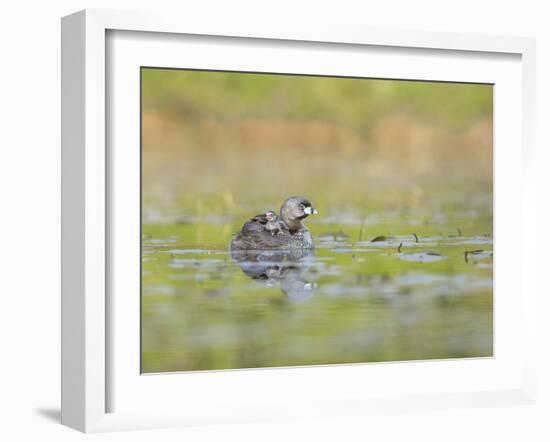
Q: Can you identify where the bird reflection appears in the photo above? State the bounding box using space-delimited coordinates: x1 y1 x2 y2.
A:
230 248 317 302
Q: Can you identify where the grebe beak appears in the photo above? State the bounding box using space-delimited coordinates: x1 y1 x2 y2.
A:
304 206 318 215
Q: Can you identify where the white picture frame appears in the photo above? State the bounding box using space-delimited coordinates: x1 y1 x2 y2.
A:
61 9 537 433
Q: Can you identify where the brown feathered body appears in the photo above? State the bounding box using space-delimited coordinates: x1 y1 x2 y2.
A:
230 197 317 250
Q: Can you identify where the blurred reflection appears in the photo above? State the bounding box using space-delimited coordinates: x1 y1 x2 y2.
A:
230 248 317 302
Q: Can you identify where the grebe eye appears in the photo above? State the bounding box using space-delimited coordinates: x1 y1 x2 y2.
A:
299 204 305 210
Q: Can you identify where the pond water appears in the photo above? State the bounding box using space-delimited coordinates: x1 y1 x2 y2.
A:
141 200 493 373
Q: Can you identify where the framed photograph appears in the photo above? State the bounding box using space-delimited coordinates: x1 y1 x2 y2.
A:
61 9 537 432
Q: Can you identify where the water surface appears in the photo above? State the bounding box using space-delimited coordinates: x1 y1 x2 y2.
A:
142 194 493 373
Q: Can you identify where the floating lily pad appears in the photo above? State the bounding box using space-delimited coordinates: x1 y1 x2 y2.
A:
166 249 228 255
318 231 350 241
169 258 225 269
332 247 371 253
371 235 387 242
464 249 493 262
144 238 178 244
397 251 447 262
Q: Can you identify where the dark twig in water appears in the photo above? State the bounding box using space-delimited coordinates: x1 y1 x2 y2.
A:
457 227 462 237
358 221 365 242
413 233 419 243
397 242 403 253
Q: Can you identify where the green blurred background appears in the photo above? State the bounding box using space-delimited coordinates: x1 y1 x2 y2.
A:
141 68 493 373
